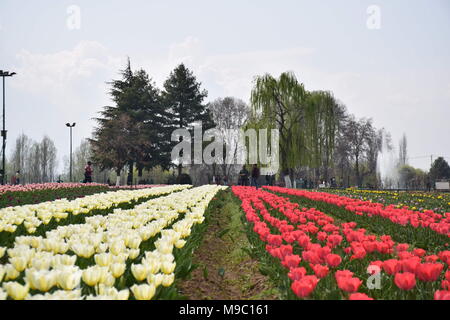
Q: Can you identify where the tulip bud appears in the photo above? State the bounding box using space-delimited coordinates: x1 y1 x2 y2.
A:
161 262 176 275
117 289 129 300
110 263 126 278
147 273 163 287
0 247 6 259
110 241 126 256
128 237 142 250
0 265 5 282
161 274 175 287
3 282 29 300
10 257 28 272
0 288 7 300
175 240 186 249
131 264 149 282
94 253 113 267
128 249 140 260
131 284 156 300
5 264 20 281
82 267 102 287
57 268 82 291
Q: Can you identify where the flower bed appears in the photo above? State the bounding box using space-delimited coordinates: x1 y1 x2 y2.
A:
232 186 450 300
0 185 227 300
265 186 450 246
0 185 190 247
0 183 107 194
0 184 111 209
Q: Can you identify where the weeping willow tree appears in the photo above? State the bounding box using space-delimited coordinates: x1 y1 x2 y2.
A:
250 72 338 183
306 90 339 182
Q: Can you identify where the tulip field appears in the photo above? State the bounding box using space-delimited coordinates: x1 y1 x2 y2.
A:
232 186 450 300
0 184 227 300
1 183 450 300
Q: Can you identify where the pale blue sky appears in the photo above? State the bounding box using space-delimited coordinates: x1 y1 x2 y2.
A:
1 0 449 172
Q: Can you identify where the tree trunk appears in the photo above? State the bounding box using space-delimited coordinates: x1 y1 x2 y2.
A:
355 156 361 187
115 168 121 186
137 165 144 184
127 161 134 186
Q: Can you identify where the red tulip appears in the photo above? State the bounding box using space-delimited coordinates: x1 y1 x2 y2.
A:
438 251 450 265
416 263 444 282
325 254 342 268
434 290 450 300
401 258 421 273
441 280 450 290
412 248 426 258
349 293 374 300
283 255 301 269
267 234 283 246
310 264 329 278
288 267 307 281
382 259 401 275
395 243 409 253
291 275 319 298
337 276 362 293
394 272 416 291
335 270 354 280
424 255 439 263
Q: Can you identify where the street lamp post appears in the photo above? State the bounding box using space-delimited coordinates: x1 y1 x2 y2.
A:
0 70 16 185
66 123 76 182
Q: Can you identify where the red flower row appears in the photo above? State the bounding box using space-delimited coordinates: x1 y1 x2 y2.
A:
232 186 450 300
264 186 450 238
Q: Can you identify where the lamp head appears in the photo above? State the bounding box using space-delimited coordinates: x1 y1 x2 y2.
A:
66 123 71 127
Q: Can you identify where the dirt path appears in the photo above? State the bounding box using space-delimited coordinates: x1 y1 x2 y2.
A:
178 190 280 300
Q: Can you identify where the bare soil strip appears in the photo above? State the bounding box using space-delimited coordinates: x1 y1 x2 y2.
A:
178 190 280 300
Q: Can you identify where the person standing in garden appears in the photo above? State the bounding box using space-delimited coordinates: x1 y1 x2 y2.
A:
239 165 249 186
15 170 20 185
83 161 93 183
251 164 260 189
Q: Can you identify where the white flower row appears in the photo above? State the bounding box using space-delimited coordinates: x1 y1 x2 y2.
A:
0 185 190 234
0 185 227 300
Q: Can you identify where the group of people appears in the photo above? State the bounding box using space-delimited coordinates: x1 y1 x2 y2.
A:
238 164 261 189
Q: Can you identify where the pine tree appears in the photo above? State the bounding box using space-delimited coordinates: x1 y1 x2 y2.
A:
162 63 208 176
92 59 171 185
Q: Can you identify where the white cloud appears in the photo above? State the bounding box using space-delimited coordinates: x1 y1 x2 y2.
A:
13 41 123 101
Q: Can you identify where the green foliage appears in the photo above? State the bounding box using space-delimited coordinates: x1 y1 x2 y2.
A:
249 72 339 173
430 157 450 181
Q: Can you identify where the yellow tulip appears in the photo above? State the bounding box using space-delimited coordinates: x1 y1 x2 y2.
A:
110 263 126 278
131 284 156 300
161 274 175 287
29 270 56 292
0 266 5 282
4 264 20 281
175 240 186 249
0 247 6 258
3 282 29 300
128 237 142 249
147 273 163 287
110 241 126 255
82 267 102 287
10 257 28 272
0 288 7 300
57 268 82 291
128 249 140 260
161 262 176 275
145 259 161 274
116 289 130 300
131 264 149 282
94 253 113 267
